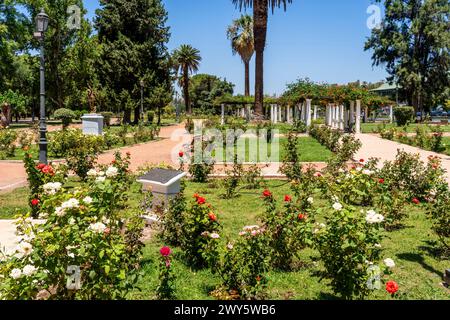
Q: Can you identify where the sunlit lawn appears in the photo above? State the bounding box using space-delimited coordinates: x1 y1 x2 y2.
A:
1 180 448 300
362 122 450 133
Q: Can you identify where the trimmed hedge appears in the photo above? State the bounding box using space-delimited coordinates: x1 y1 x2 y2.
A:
393 106 414 126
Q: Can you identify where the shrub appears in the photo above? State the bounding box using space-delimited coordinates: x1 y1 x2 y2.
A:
0 128 17 158
242 164 264 189
221 155 243 199
54 108 77 129
100 112 114 127
393 106 414 126
280 131 303 184
156 247 176 300
160 180 187 247
180 194 221 268
292 119 307 133
429 126 445 153
188 137 214 183
0 153 144 300
133 124 159 144
426 184 450 252
380 127 396 140
17 131 34 149
117 125 130 145
212 225 271 300
147 111 155 124
314 203 387 300
103 129 121 149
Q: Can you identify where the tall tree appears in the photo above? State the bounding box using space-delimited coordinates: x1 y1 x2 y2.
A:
189 74 234 112
172 44 201 115
227 15 254 96
232 0 292 118
365 0 450 114
96 0 171 124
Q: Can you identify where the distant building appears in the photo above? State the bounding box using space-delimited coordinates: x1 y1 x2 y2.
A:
370 83 405 105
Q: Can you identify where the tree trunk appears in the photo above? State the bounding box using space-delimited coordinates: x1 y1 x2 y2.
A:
157 104 162 126
133 107 140 125
123 109 131 124
244 60 250 97
183 68 191 115
253 0 268 118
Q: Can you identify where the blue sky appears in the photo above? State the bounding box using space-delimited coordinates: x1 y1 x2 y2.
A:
85 0 388 95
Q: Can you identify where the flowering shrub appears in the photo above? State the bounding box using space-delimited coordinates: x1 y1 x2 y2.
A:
221 155 244 199
212 225 271 300
179 194 222 268
0 128 17 158
426 182 450 251
156 247 176 300
309 125 341 152
280 131 303 183
188 138 214 183
160 180 187 246
23 152 68 218
393 106 414 126
260 190 315 269
314 203 387 299
0 155 145 299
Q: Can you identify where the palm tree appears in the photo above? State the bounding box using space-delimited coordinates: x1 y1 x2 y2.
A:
232 0 292 117
173 45 202 115
227 15 254 97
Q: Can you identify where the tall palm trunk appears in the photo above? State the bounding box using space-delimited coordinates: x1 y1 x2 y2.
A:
253 0 268 117
244 60 250 96
183 68 191 115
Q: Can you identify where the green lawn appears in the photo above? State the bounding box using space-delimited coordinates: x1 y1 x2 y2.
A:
213 137 332 163
1 180 448 300
362 122 450 133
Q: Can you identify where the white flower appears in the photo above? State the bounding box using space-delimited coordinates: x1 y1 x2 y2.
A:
97 171 105 177
87 169 98 177
307 197 314 204
10 268 22 279
55 206 65 217
384 258 395 268
83 196 93 204
89 222 107 234
210 233 220 239
68 218 76 225
43 182 62 195
243 225 260 232
105 166 119 178
332 202 343 211
17 242 33 256
61 198 79 210
68 253 75 259
39 212 48 219
227 243 234 250
363 169 374 176
365 210 385 224
374 243 382 248
23 265 38 276
96 176 106 183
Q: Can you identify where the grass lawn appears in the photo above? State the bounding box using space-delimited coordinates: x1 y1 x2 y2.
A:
1 180 448 300
213 137 332 163
362 122 450 133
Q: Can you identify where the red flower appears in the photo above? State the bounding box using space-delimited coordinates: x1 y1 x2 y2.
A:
284 195 292 202
160 246 171 257
256 276 261 282
111 160 116 164
193 193 200 199
385 281 399 295
31 199 40 206
412 198 420 205
262 190 272 198
104 228 111 235
179 151 184 158
378 178 385 184
298 213 305 220
359 159 365 163
197 197 206 205
36 163 46 170
41 165 54 175
165 259 171 268
208 212 217 222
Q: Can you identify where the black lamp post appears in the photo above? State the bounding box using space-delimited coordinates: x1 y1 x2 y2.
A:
34 9 49 164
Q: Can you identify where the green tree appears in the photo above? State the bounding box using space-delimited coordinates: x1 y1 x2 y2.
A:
189 74 234 113
232 0 292 118
227 14 254 96
172 44 202 115
148 84 172 126
95 0 171 124
365 0 450 114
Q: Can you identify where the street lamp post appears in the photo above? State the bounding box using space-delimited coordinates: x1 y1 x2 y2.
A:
34 9 49 164
140 80 144 122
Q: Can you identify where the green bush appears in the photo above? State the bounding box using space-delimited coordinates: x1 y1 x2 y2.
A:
100 112 114 126
393 106 414 126
54 108 77 129
0 128 17 158
147 111 155 124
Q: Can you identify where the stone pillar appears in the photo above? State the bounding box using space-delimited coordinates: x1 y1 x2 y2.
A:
343 105 349 130
306 99 312 127
355 100 361 134
389 105 394 123
273 105 278 124
325 105 330 126
313 105 318 121
339 105 345 130
221 104 225 125
278 105 282 123
331 105 336 128
270 105 274 122
349 101 355 126
286 106 291 123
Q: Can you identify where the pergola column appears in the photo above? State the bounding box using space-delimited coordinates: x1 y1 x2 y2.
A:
389 105 394 123
221 104 225 125
306 99 312 127
278 105 282 122
349 101 355 127
343 105 349 130
339 105 345 130
325 105 330 126
286 106 291 123
331 105 336 128
313 105 318 121
355 100 361 134
273 105 278 124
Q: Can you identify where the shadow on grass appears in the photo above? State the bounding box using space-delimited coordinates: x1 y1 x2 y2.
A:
396 252 443 278
317 292 340 300
418 240 450 260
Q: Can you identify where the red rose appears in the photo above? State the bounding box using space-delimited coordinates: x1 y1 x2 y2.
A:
351 166 356 170
284 195 292 202
197 197 206 205
208 212 217 222
41 165 54 175
256 276 261 282
386 281 399 295
31 199 40 206
36 163 46 170
160 246 171 257
179 151 184 158
126 152 131 156
379 178 385 184
262 190 272 198
298 213 305 220
359 159 365 163
104 228 111 235
193 193 200 199
165 259 171 268
412 198 420 205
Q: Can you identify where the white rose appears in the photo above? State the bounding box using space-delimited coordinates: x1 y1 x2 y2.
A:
23 265 38 276
61 198 79 210
89 222 107 234
10 268 22 279
105 166 119 178
384 258 395 268
96 176 106 183
17 242 33 256
87 169 98 177
332 202 343 211
55 206 65 217
83 196 93 204
209 233 220 239
307 197 314 204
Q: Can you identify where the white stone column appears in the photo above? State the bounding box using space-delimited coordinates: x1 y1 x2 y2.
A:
286 106 291 123
389 105 394 123
306 99 312 127
355 100 361 134
313 105 318 121
273 105 278 124
343 106 349 130
331 105 336 128
221 104 225 125
278 105 282 123
349 101 355 126
325 105 330 126
270 105 274 122
339 105 345 130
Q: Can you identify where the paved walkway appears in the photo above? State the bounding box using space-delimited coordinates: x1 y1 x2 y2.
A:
355 133 450 184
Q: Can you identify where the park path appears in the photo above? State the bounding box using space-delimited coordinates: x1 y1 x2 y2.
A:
355 133 450 184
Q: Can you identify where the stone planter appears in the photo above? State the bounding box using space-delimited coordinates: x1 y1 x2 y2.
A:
81 113 104 136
